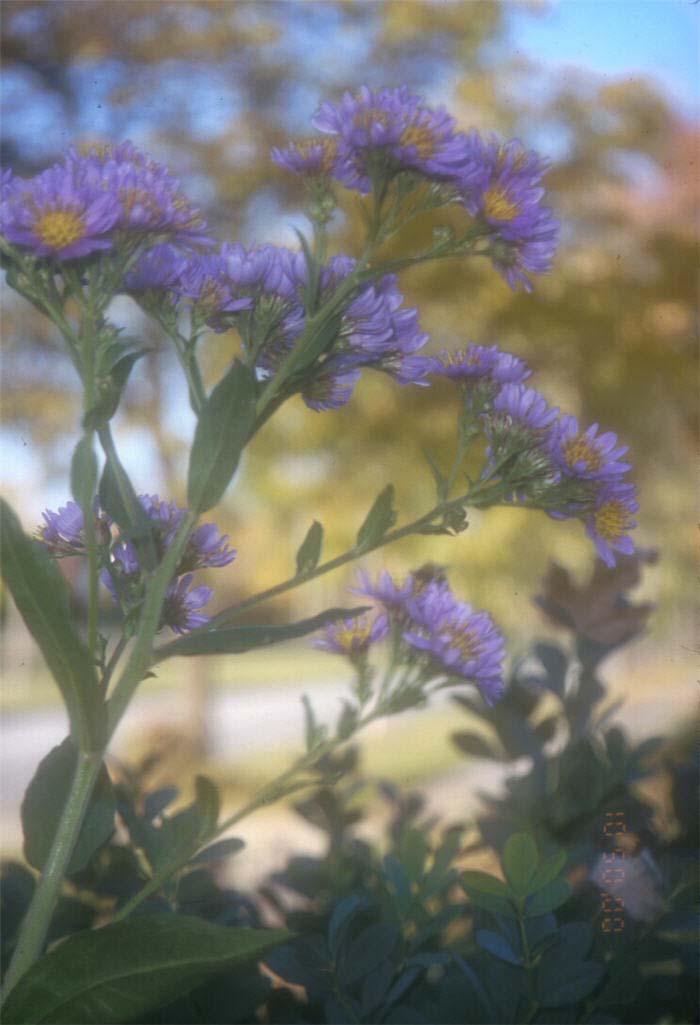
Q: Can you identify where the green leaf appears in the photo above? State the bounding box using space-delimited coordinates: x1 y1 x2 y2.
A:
524 877 572 917
452 731 501 759
193 775 220 836
187 360 257 514
188 837 245 867
529 849 567 893
295 520 324 576
0 500 105 749
1 914 290 1024
154 605 370 661
98 455 156 570
355 484 396 551
537 960 605 1008
70 436 97 511
476 929 522 966
502 832 539 899
21 739 115 874
83 351 147 430
462 871 516 919
301 694 326 751
423 449 448 501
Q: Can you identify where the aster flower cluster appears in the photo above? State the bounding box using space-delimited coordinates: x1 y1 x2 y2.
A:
315 569 506 707
1 141 208 262
37 495 234 634
426 342 638 567
125 241 431 410
273 86 559 291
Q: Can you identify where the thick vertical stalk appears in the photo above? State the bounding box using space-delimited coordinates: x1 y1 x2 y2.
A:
2 751 103 999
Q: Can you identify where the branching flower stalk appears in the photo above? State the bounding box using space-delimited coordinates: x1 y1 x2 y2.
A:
0 85 640 1001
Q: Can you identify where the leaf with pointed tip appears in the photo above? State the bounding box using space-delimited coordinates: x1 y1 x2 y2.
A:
193 775 220 836
1 914 291 1025
0 500 105 749
356 485 396 551
98 455 156 570
452 731 501 760
21 738 115 875
187 360 257 514
70 436 97 511
295 520 324 576
83 351 147 430
502 832 539 899
462 870 516 919
525 877 572 917
423 449 448 501
188 837 245 867
154 606 369 661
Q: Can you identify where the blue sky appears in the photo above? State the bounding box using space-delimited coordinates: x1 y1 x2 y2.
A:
507 0 698 117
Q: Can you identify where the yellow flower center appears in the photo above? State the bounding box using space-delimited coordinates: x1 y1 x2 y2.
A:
335 620 372 651
593 500 633 542
297 137 338 173
400 120 436 159
482 185 520 221
448 625 479 661
353 108 390 133
563 436 603 473
120 187 164 219
35 209 86 250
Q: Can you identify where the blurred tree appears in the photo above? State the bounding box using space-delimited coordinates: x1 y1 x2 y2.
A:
1 0 696 635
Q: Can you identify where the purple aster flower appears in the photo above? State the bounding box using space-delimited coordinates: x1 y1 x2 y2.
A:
162 573 213 634
71 142 211 247
548 415 632 484
302 362 362 411
38 501 87 555
586 482 638 568
319 258 430 377
491 384 559 433
461 136 560 290
271 136 345 178
403 579 505 705
351 569 415 609
314 611 389 658
175 249 253 325
221 242 302 301
183 523 236 571
312 86 486 194
1 163 121 260
123 243 189 294
1 168 13 200
425 343 531 386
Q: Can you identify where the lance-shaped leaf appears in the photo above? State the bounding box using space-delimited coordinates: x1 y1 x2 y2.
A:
502 832 539 899
295 520 324 576
187 360 257 514
21 738 115 874
83 350 148 431
355 484 396 551
1 914 290 1025
153 605 369 661
0 500 105 749
70 436 98 511
98 450 156 570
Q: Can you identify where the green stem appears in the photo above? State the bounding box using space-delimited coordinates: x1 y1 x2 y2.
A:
169 325 206 415
205 477 507 631
517 907 540 1023
111 708 381 923
106 511 197 735
101 631 132 695
1 751 103 1000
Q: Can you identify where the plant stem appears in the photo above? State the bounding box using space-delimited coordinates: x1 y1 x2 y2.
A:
111 708 382 923
517 907 540 1024
106 511 197 735
204 478 507 631
1 751 103 1000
